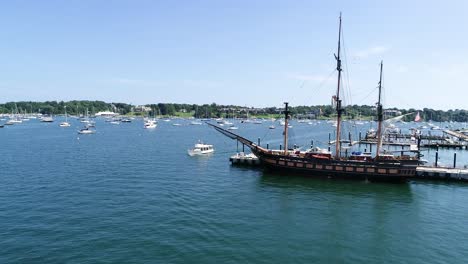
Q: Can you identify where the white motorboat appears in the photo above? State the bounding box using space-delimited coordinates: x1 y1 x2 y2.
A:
144 120 157 129
41 116 54 122
7 119 22 124
228 126 239 130
187 142 214 156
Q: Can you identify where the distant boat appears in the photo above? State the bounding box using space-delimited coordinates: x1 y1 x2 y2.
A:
7 119 22 124
187 141 214 156
41 116 54 122
269 125 275 129
59 106 71 127
144 119 157 129
190 121 202 125
78 127 95 134
172 123 182 126
228 126 239 130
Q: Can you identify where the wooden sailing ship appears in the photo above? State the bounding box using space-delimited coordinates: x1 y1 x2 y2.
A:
209 14 420 182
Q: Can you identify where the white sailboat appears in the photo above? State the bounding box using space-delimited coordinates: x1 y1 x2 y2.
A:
59 106 71 127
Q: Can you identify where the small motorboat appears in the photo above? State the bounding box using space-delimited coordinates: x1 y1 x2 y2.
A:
187 141 214 156
144 120 157 129
59 122 71 127
41 116 54 122
78 127 96 134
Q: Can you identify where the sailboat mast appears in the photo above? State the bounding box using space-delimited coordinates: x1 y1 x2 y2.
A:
283 102 290 155
334 13 343 159
376 61 384 157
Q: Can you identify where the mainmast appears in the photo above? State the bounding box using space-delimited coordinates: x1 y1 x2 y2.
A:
376 61 384 157
334 13 343 159
283 102 290 155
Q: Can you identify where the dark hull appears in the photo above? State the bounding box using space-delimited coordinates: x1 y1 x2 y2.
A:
206 122 417 183
253 149 416 183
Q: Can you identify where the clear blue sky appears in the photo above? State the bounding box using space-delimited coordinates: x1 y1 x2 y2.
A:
1 0 467 110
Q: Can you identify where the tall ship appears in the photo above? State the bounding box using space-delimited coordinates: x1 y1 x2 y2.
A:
209 14 420 182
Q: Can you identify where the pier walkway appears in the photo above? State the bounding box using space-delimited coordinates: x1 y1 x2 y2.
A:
443 130 468 141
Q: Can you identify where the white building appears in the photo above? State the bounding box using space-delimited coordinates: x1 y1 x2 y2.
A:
95 111 118 117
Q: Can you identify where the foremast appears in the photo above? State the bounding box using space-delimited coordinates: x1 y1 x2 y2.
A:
334 13 344 159
376 61 384 157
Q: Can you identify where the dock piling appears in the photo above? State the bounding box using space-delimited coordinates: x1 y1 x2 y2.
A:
454 153 457 168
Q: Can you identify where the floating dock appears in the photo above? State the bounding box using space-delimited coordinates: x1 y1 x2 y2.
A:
229 153 261 166
415 167 468 182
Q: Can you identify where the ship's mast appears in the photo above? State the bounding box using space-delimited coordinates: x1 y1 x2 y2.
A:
334 13 343 159
376 61 384 157
283 102 290 155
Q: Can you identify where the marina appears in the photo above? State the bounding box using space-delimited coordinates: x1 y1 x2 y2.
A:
2 3 468 263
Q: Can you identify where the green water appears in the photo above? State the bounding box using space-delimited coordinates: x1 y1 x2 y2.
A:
0 119 467 263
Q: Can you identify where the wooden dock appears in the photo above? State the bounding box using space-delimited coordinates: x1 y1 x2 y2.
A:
358 140 467 150
443 130 468 141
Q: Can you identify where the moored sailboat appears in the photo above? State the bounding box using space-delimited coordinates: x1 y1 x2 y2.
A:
59 106 71 127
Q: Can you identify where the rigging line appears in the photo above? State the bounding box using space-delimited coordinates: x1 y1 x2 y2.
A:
340 23 353 107
305 68 336 94
355 86 378 105
260 127 272 142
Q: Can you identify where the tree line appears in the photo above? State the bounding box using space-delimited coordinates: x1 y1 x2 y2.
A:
0 101 467 122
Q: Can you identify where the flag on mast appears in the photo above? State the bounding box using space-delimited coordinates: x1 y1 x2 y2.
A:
414 112 421 122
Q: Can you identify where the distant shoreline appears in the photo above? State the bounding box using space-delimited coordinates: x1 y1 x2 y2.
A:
1 100 467 122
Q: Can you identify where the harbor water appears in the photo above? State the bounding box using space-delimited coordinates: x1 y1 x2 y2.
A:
1 118 467 263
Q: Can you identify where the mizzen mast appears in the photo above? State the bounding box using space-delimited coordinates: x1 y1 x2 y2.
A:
283 102 290 155
334 13 343 159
